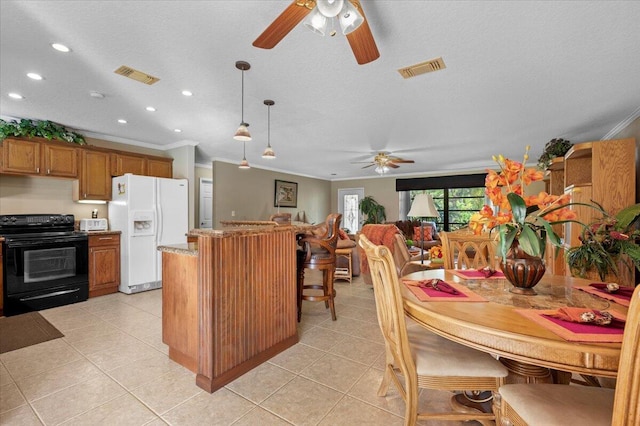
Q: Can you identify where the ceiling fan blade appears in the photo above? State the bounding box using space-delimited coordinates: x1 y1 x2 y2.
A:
361 163 376 169
253 1 313 49
387 163 400 169
345 0 380 65
390 159 415 164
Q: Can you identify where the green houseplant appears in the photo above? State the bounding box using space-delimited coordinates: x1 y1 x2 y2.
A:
359 195 386 224
566 203 640 280
0 118 86 145
537 138 572 170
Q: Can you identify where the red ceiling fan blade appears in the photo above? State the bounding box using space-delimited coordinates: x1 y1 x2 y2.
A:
346 0 380 65
253 1 313 49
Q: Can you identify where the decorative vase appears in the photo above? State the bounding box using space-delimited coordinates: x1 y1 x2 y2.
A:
500 241 546 295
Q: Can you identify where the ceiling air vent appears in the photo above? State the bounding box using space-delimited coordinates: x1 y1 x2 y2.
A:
398 57 446 79
114 65 160 85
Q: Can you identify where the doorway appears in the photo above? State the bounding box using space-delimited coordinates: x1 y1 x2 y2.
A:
199 178 213 228
337 188 364 234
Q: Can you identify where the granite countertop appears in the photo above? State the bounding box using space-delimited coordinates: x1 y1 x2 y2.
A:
189 223 313 237
84 230 121 235
157 242 198 256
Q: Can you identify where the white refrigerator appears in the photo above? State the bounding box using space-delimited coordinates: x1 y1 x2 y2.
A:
108 174 188 294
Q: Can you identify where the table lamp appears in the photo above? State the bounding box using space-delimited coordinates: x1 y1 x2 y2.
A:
407 193 440 264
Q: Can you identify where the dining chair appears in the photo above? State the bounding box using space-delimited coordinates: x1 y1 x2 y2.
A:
359 234 508 425
498 286 640 426
296 213 342 321
439 229 498 270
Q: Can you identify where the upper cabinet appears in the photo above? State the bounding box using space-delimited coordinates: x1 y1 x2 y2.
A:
111 152 173 178
147 157 173 178
74 149 112 201
1 137 174 201
111 152 147 176
0 137 78 178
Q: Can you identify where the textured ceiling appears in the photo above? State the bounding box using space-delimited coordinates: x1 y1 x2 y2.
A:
1 1 639 180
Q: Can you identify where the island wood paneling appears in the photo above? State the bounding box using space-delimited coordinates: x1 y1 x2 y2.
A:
162 250 198 372
195 227 298 392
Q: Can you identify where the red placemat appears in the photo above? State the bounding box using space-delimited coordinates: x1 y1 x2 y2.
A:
402 279 488 302
450 269 505 280
574 285 632 307
516 308 626 342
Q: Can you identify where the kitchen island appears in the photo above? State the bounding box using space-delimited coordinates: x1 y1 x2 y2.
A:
158 225 299 393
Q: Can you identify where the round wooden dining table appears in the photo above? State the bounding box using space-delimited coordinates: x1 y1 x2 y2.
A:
401 269 628 381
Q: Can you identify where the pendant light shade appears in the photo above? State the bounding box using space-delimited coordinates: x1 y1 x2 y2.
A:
233 61 252 141
303 9 328 36
239 142 250 169
262 100 276 159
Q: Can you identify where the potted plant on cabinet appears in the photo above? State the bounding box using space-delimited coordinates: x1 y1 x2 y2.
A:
537 138 572 170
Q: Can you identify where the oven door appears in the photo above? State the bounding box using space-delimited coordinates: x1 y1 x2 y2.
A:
4 236 89 315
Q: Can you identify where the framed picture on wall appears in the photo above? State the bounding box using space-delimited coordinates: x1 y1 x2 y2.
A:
274 180 298 208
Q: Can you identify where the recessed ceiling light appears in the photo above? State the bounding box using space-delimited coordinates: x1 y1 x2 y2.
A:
51 43 70 52
146 106 156 112
27 72 43 80
8 93 24 99
118 119 127 124
174 128 182 133
181 90 193 96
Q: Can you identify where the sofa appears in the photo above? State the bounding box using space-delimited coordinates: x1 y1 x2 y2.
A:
393 219 441 250
356 224 431 285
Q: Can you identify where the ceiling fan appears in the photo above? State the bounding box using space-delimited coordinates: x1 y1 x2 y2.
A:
253 0 380 65
353 152 415 174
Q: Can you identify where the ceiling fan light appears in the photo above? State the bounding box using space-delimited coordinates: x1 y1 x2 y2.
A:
339 1 364 35
303 9 328 36
375 165 390 175
316 0 344 17
233 123 251 141
262 146 276 159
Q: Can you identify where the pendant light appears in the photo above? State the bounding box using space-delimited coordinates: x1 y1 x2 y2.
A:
233 61 251 141
262 100 276 159
239 142 250 169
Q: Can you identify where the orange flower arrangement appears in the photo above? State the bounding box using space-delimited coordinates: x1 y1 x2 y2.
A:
469 146 586 261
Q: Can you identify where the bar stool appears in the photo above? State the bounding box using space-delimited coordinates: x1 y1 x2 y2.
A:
296 213 342 322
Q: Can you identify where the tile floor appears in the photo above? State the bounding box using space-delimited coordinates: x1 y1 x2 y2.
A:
0 272 480 425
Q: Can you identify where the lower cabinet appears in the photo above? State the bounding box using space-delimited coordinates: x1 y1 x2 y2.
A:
88 233 120 298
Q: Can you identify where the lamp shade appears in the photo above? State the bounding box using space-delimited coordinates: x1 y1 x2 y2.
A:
407 194 439 219
339 0 364 34
238 159 250 169
262 146 275 159
303 9 328 35
234 123 251 141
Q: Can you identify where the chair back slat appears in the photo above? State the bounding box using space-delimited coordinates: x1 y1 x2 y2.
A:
612 286 640 425
359 234 418 387
440 229 498 270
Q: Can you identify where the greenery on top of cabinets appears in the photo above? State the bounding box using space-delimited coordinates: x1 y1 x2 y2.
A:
0 118 86 145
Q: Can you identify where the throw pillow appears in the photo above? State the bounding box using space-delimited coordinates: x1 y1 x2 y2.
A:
413 226 432 242
338 229 350 240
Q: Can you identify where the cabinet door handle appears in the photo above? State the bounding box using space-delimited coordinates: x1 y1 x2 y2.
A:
99 237 114 240
47 168 50 174
36 167 40 173
84 193 87 198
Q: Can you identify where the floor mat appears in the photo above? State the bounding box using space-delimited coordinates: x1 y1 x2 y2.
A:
0 312 64 354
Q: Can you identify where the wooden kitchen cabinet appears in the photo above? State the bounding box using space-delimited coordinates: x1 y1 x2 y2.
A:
111 152 147 176
1 138 79 178
147 157 173 178
42 142 79 178
74 149 112 201
1 138 41 175
88 233 120 298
